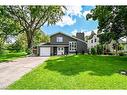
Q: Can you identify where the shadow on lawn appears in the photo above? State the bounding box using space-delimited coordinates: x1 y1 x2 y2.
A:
44 55 127 76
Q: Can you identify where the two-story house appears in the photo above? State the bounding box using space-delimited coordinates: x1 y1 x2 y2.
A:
87 31 127 53
87 31 99 53
39 32 87 56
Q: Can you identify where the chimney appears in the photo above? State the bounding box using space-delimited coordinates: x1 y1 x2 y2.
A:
76 32 85 41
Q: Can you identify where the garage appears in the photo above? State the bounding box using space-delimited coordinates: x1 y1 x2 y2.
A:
40 47 51 56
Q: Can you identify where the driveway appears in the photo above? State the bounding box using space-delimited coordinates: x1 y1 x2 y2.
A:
0 57 49 89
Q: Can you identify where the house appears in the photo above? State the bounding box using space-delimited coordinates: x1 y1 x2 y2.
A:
87 31 99 53
87 31 127 53
107 38 127 53
39 32 87 56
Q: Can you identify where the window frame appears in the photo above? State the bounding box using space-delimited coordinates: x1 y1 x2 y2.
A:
69 41 77 51
56 37 63 42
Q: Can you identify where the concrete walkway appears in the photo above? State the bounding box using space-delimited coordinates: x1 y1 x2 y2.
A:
0 57 49 89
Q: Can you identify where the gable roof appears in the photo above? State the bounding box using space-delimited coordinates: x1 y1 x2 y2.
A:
50 32 87 44
88 31 96 40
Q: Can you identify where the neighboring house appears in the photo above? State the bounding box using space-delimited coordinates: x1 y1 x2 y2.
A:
87 31 127 53
87 31 99 53
39 32 87 56
108 38 127 53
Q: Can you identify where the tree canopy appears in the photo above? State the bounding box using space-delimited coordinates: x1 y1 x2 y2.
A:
0 6 65 54
87 6 127 54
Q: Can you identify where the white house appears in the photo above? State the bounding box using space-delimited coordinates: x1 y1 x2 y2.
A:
87 31 99 52
87 31 127 53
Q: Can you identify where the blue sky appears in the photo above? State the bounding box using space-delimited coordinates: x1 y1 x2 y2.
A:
41 6 98 36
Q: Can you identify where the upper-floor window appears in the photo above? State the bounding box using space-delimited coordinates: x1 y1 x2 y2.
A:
91 40 93 43
69 41 77 51
56 37 63 42
95 39 96 42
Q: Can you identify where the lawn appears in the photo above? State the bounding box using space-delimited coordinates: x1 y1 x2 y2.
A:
8 54 127 89
0 52 27 63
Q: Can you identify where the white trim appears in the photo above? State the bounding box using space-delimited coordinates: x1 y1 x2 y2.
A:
57 47 64 55
69 41 77 52
56 37 63 42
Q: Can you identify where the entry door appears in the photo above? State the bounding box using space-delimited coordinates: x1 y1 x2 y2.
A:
57 47 64 55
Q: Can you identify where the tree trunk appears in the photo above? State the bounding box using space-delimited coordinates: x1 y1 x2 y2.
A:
126 36 127 52
115 41 119 55
26 31 34 55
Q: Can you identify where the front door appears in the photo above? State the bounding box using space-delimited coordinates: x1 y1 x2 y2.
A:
57 47 64 55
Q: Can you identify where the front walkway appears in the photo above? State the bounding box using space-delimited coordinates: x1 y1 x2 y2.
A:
0 57 49 89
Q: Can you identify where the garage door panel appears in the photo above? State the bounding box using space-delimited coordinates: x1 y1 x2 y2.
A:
40 47 50 56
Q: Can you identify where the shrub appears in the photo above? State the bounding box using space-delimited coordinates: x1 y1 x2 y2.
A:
97 45 103 55
7 42 23 52
104 49 110 55
119 52 124 56
91 48 96 55
108 52 114 55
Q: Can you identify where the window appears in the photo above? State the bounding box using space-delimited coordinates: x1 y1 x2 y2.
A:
95 39 96 42
91 40 93 43
56 37 63 42
69 41 77 51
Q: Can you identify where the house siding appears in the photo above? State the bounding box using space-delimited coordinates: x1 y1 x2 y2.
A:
40 32 88 56
77 40 87 53
50 33 76 44
87 35 99 52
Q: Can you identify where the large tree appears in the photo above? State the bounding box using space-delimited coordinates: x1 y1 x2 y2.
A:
0 7 20 53
86 6 124 55
3 6 65 54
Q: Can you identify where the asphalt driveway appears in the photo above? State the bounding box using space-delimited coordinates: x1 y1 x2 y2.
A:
0 57 49 89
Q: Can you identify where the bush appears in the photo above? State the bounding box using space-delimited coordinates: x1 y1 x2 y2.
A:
108 52 114 55
104 49 110 55
7 42 23 52
97 45 103 55
91 48 96 55
119 52 124 56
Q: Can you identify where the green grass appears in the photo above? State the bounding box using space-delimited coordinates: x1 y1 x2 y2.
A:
0 52 27 63
8 54 127 89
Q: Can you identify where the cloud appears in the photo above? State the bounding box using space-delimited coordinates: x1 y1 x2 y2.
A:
71 29 86 36
85 29 98 36
82 10 91 20
66 6 82 17
56 15 76 27
71 29 78 36
56 6 94 27
71 29 98 36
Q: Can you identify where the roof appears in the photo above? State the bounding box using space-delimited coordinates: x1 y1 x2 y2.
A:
39 43 69 47
50 32 87 44
88 31 96 40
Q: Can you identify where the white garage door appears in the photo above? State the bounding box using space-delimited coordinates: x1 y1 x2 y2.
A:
40 47 50 56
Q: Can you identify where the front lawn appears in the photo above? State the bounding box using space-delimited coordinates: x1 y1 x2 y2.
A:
0 52 27 63
8 55 127 89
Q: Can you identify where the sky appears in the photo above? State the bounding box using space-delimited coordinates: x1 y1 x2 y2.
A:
41 6 98 36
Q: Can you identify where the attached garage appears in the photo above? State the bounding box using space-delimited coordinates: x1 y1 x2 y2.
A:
40 47 51 56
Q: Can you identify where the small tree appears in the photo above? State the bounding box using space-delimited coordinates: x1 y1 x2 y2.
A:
97 45 103 55
91 48 96 55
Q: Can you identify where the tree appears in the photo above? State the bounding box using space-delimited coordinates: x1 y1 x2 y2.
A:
3 6 65 54
33 30 49 46
91 48 96 55
86 6 124 55
96 44 103 55
97 32 113 54
0 7 20 53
